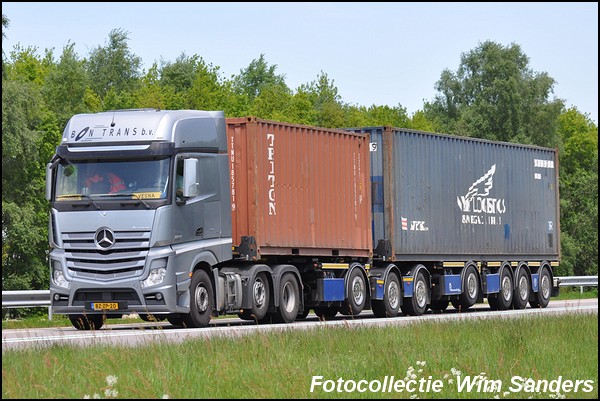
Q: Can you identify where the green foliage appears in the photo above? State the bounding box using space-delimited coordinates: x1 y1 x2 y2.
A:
86 28 142 100
2 315 598 398
0 22 597 310
424 40 564 147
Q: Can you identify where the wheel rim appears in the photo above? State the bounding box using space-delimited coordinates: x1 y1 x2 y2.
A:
388 280 400 310
501 275 512 302
518 275 528 300
351 275 365 306
253 279 266 308
415 279 427 308
194 284 209 312
282 281 296 313
467 272 478 299
540 273 550 299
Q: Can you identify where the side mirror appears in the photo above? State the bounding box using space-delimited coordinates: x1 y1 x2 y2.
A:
45 163 52 201
183 158 199 198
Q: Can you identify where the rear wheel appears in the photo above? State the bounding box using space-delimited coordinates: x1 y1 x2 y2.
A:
429 299 449 312
530 267 551 308
457 265 480 310
512 268 530 310
372 272 401 318
314 306 339 319
341 268 367 316
401 270 428 316
296 307 310 320
488 268 513 310
69 314 105 330
238 273 270 321
183 269 213 328
273 273 300 323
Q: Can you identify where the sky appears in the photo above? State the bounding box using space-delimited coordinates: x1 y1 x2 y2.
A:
2 2 598 124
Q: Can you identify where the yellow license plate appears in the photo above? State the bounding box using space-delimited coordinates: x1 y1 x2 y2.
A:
92 302 119 310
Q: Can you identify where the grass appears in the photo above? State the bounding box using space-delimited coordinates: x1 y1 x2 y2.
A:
2 313 598 399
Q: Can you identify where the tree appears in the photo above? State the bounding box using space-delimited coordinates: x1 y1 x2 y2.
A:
556 108 598 276
232 54 289 102
42 42 88 124
424 40 563 147
86 28 142 100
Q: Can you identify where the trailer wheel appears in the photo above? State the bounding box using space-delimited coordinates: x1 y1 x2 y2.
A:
512 268 530 310
401 270 428 316
488 268 513 310
314 306 338 319
183 269 213 328
530 267 551 308
457 265 480 310
342 268 367 316
69 314 105 330
372 272 401 317
274 273 300 323
429 299 449 312
296 307 310 320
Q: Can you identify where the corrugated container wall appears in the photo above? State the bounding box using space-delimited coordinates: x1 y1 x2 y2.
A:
226 117 372 259
347 127 560 262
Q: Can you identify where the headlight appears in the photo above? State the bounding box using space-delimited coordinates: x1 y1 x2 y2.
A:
52 265 70 289
141 267 166 288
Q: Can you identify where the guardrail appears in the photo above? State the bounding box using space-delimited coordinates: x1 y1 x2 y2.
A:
2 276 598 320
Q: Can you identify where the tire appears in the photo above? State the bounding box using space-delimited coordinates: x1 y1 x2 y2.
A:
138 313 166 322
296 307 310 320
457 265 480 310
183 269 214 328
273 273 300 323
488 268 513 310
69 314 105 330
372 272 401 318
401 270 428 316
167 315 184 327
429 299 449 312
314 306 339 319
512 268 530 310
342 267 367 316
530 267 551 308
238 272 270 322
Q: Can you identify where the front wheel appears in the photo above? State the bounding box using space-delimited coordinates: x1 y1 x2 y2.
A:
69 314 105 330
183 269 213 328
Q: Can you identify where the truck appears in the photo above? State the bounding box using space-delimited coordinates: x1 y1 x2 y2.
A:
46 109 560 330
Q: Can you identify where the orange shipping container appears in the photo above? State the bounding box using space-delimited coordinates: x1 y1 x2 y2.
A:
226 117 372 259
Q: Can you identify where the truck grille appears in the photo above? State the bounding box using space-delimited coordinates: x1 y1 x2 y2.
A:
62 230 150 280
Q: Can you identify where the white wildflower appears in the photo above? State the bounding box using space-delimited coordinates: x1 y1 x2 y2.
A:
106 375 118 387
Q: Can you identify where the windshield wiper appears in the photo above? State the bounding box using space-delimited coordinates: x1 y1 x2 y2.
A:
58 194 102 210
102 193 152 209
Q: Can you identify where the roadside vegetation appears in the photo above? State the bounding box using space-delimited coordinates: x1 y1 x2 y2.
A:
2 313 597 399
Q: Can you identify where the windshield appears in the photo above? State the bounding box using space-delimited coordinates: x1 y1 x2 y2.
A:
55 158 170 200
